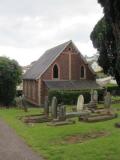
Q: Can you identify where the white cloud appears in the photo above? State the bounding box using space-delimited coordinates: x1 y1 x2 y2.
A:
0 0 103 65
0 45 45 66
0 41 97 66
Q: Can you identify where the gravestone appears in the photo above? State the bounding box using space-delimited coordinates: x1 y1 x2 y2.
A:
59 105 66 121
104 92 111 113
89 90 97 109
77 95 84 112
22 94 28 112
90 89 94 102
51 97 58 119
93 90 98 103
44 96 49 117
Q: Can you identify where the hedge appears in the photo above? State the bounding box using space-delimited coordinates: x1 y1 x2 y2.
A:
48 89 104 105
106 86 120 96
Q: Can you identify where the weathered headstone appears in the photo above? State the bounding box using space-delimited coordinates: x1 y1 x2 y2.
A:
51 97 58 119
89 90 98 109
90 89 94 102
22 94 28 112
104 92 111 113
44 96 49 117
93 90 98 103
77 95 84 112
59 105 66 121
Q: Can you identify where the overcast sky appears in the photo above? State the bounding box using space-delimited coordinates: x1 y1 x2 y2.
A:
0 0 103 66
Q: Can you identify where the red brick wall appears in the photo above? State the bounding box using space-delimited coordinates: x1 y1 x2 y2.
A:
79 58 95 80
71 53 80 80
40 81 48 105
41 53 69 80
23 80 39 105
41 44 95 81
39 44 95 105
23 43 95 106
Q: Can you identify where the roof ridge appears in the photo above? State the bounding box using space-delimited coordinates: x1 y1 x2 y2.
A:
36 40 72 79
23 40 72 80
23 40 95 80
45 40 72 53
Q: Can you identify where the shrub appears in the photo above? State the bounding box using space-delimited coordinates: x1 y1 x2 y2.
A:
0 57 22 106
48 89 104 105
106 86 120 96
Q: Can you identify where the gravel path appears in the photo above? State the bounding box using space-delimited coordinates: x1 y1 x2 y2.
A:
0 119 43 160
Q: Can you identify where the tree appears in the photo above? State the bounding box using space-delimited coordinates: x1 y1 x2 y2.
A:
98 0 120 54
0 57 22 106
90 0 120 86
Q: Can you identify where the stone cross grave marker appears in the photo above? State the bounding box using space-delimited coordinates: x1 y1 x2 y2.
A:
77 95 84 112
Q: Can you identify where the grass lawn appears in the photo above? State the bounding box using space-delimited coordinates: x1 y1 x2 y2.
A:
0 104 120 160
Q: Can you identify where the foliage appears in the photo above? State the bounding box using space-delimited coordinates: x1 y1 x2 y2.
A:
0 106 120 160
106 83 118 87
111 96 120 101
48 89 104 105
98 0 120 22
96 71 107 78
106 85 120 96
95 0 120 86
90 18 117 78
0 57 22 106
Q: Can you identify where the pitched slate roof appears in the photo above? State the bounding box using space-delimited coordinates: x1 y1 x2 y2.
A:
23 40 95 80
23 41 72 80
44 80 100 90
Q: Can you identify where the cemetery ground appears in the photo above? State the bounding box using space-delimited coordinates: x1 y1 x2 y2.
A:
0 104 120 160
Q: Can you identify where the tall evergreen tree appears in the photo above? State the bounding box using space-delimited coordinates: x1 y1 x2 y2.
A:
91 0 120 86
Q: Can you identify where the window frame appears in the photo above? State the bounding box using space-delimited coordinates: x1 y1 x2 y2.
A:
80 65 86 79
52 63 60 80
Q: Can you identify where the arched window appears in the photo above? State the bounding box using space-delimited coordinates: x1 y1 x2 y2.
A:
81 66 85 78
53 64 59 79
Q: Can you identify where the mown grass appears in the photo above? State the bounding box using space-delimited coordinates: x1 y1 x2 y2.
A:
0 104 120 160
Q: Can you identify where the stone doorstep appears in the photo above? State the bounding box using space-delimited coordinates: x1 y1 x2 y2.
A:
47 119 75 126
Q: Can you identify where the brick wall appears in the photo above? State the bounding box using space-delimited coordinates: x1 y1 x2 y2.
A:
39 44 95 105
41 44 95 81
23 80 39 105
23 43 95 106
